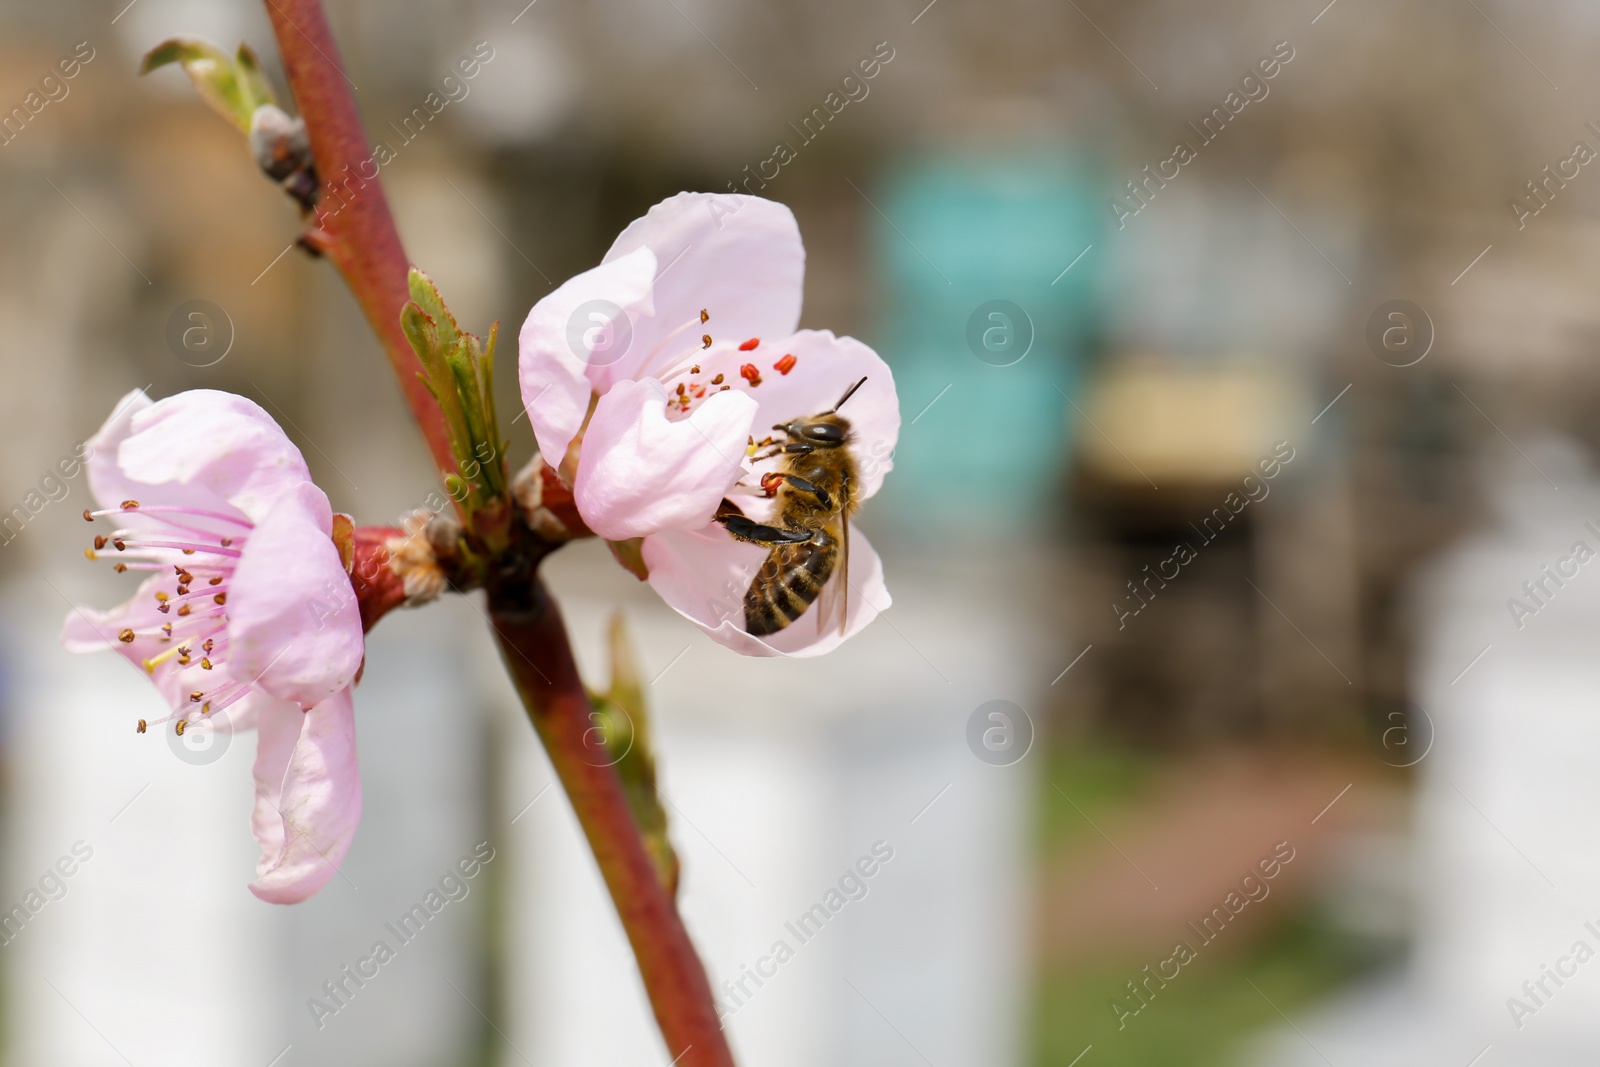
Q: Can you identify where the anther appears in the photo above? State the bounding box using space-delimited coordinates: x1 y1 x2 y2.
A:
120 500 140 509
202 639 214 653
175 719 187 736
136 719 147 733
220 538 233 548
739 338 760 351
740 364 762 386
118 628 135 643
82 509 93 522
701 334 713 349
691 365 701 375
114 564 127 573
711 373 725 385
177 605 192 617
112 539 126 551
774 354 797 375
161 623 173 636
189 691 203 703
212 593 226 605
209 577 223 586
700 309 710 324
200 658 213 670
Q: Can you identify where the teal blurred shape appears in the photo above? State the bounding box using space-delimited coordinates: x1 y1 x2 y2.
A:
869 150 1103 542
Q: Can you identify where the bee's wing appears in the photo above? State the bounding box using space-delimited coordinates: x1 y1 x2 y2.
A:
817 514 849 637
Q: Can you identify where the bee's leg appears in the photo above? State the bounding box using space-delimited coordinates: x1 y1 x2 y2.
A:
774 475 831 510
716 514 813 546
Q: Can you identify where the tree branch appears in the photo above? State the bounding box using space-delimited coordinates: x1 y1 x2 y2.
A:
491 581 735 1067
260 0 455 478
262 4 735 1061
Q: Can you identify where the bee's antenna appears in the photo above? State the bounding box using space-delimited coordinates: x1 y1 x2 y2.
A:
826 376 869 414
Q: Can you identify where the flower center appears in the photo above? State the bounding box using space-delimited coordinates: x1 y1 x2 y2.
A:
84 501 255 734
657 324 801 418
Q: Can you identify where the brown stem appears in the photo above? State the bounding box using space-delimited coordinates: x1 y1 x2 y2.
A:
491 582 735 1067
260 0 455 478
263 4 733 1058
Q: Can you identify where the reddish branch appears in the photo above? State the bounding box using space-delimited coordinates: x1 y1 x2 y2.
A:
260 0 454 479
261 5 735 1064
492 583 734 1067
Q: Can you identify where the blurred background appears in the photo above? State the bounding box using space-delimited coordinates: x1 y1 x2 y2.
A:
4 0 1600 1064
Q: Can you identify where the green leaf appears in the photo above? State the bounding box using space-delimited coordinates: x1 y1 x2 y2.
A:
140 37 275 134
595 614 679 896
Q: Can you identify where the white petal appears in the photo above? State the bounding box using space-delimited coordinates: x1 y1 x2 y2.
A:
228 482 364 708
249 688 361 904
691 330 901 502
641 520 890 657
518 246 657 465
116 390 312 523
573 377 757 541
84 388 154 514
603 193 805 381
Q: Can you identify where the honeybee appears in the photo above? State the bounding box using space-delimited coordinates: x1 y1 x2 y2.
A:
715 377 868 636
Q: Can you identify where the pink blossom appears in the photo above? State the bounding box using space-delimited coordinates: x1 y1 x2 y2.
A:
518 193 900 655
62 389 364 903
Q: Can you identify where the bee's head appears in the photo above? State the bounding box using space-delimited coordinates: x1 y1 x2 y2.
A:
781 411 851 446
775 376 867 448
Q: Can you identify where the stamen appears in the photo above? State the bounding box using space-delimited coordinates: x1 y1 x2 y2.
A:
110 538 243 557
87 504 250 528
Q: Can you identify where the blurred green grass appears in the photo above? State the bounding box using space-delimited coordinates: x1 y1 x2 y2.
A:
1031 743 1381 1067
1031 913 1372 1067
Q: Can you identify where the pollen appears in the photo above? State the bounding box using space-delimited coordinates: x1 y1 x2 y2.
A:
774 354 797 375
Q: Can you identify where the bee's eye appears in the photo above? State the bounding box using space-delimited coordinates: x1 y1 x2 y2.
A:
804 422 844 443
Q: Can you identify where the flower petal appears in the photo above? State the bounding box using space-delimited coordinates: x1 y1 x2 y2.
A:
641 520 890 657
249 688 361 904
116 390 312 523
573 377 757 541
693 330 901 503
228 482 363 708
603 193 805 381
518 246 657 466
84 388 155 515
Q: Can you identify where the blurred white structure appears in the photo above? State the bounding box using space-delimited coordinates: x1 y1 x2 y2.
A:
1248 437 1600 1065
2 573 488 1067
502 548 1037 1067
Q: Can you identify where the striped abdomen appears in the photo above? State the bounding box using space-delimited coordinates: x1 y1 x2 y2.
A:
743 527 840 635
